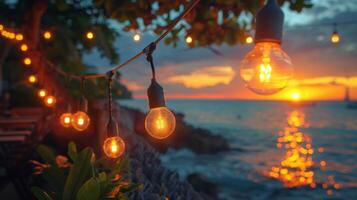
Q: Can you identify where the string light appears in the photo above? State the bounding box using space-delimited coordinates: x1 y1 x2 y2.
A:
15 34 23 41
60 112 72 128
38 89 47 98
144 43 176 139
133 32 141 42
103 72 125 158
245 35 253 44
28 74 37 83
86 31 94 40
23 57 32 66
44 95 56 107
330 31 340 43
43 31 52 40
240 0 293 95
186 36 193 44
20 44 28 52
0 24 3 30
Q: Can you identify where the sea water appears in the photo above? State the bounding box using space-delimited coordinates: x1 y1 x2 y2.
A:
120 100 357 199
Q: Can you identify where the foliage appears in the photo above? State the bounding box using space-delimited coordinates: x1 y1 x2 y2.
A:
30 142 141 200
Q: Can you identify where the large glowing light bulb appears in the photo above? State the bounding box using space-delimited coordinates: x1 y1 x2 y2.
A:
38 89 47 98
103 136 125 158
60 113 72 128
71 111 90 131
240 42 293 95
145 107 176 139
44 95 56 107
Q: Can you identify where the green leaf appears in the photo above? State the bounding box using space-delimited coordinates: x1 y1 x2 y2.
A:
63 147 93 200
110 157 129 177
31 187 54 200
76 177 100 200
68 141 78 162
37 145 57 166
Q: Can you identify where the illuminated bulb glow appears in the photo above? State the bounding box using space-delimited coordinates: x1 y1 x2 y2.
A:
15 34 24 41
240 42 293 95
38 89 47 98
43 31 52 39
86 32 94 39
133 33 141 42
186 36 193 44
28 75 37 83
330 32 340 43
60 113 72 128
24 58 32 65
71 111 90 131
245 36 253 44
145 107 176 139
103 136 125 158
20 44 28 51
44 96 56 107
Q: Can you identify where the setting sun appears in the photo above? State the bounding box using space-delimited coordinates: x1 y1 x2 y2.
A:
291 92 301 101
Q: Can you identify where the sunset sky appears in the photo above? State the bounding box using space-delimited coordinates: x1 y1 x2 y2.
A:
85 0 357 101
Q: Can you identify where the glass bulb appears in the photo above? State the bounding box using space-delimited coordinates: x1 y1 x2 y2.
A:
43 31 52 39
20 44 28 52
86 31 94 40
38 89 47 98
60 113 72 128
71 111 90 131
44 95 56 107
23 57 32 66
240 42 293 95
103 136 125 158
133 33 140 42
145 107 176 139
28 75 37 83
330 32 340 43
186 36 193 44
245 36 253 44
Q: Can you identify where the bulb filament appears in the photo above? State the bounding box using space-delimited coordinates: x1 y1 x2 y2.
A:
155 117 165 130
111 141 118 153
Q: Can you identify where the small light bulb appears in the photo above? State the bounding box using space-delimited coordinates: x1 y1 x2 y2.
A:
330 31 340 44
60 113 72 128
44 95 56 107
133 33 141 42
28 75 37 83
20 44 28 52
15 34 24 41
86 31 94 40
145 107 176 139
240 42 293 95
245 36 253 44
0 25 3 30
38 89 47 98
71 111 90 131
43 31 52 40
186 36 193 44
23 57 32 66
103 136 125 158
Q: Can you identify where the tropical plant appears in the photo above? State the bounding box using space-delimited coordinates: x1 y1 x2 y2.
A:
30 142 141 200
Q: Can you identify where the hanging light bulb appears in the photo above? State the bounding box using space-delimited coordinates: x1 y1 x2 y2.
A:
38 89 47 98
240 0 293 95
28 74 37 84
330 31 340 43
103 72 125 158
71 96 90 131
60 113 72 128
143 45 176 139
43 31 52 40
44 95 56 107
23 57 32 66
186 36 193 44
20 44 28 52
86 31 94 40
133 32 141 42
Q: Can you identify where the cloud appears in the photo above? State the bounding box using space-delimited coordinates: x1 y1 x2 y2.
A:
121 79 145 91
289 76 357 87
165 66 235 89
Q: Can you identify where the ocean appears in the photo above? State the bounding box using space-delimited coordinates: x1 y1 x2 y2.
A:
119 100 357 200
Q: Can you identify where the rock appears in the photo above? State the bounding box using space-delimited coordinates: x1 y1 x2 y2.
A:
187 173 219 200
122 106 230 154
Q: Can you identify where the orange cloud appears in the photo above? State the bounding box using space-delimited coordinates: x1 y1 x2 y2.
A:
165 66 235 89
121 79 144 91
288 76 357 87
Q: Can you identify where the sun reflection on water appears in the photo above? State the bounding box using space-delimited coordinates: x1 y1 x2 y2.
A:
268 109 342 195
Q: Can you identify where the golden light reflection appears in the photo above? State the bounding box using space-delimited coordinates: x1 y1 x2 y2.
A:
269 110 315 188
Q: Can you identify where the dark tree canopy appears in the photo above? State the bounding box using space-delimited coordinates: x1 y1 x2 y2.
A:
0 0 312 103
